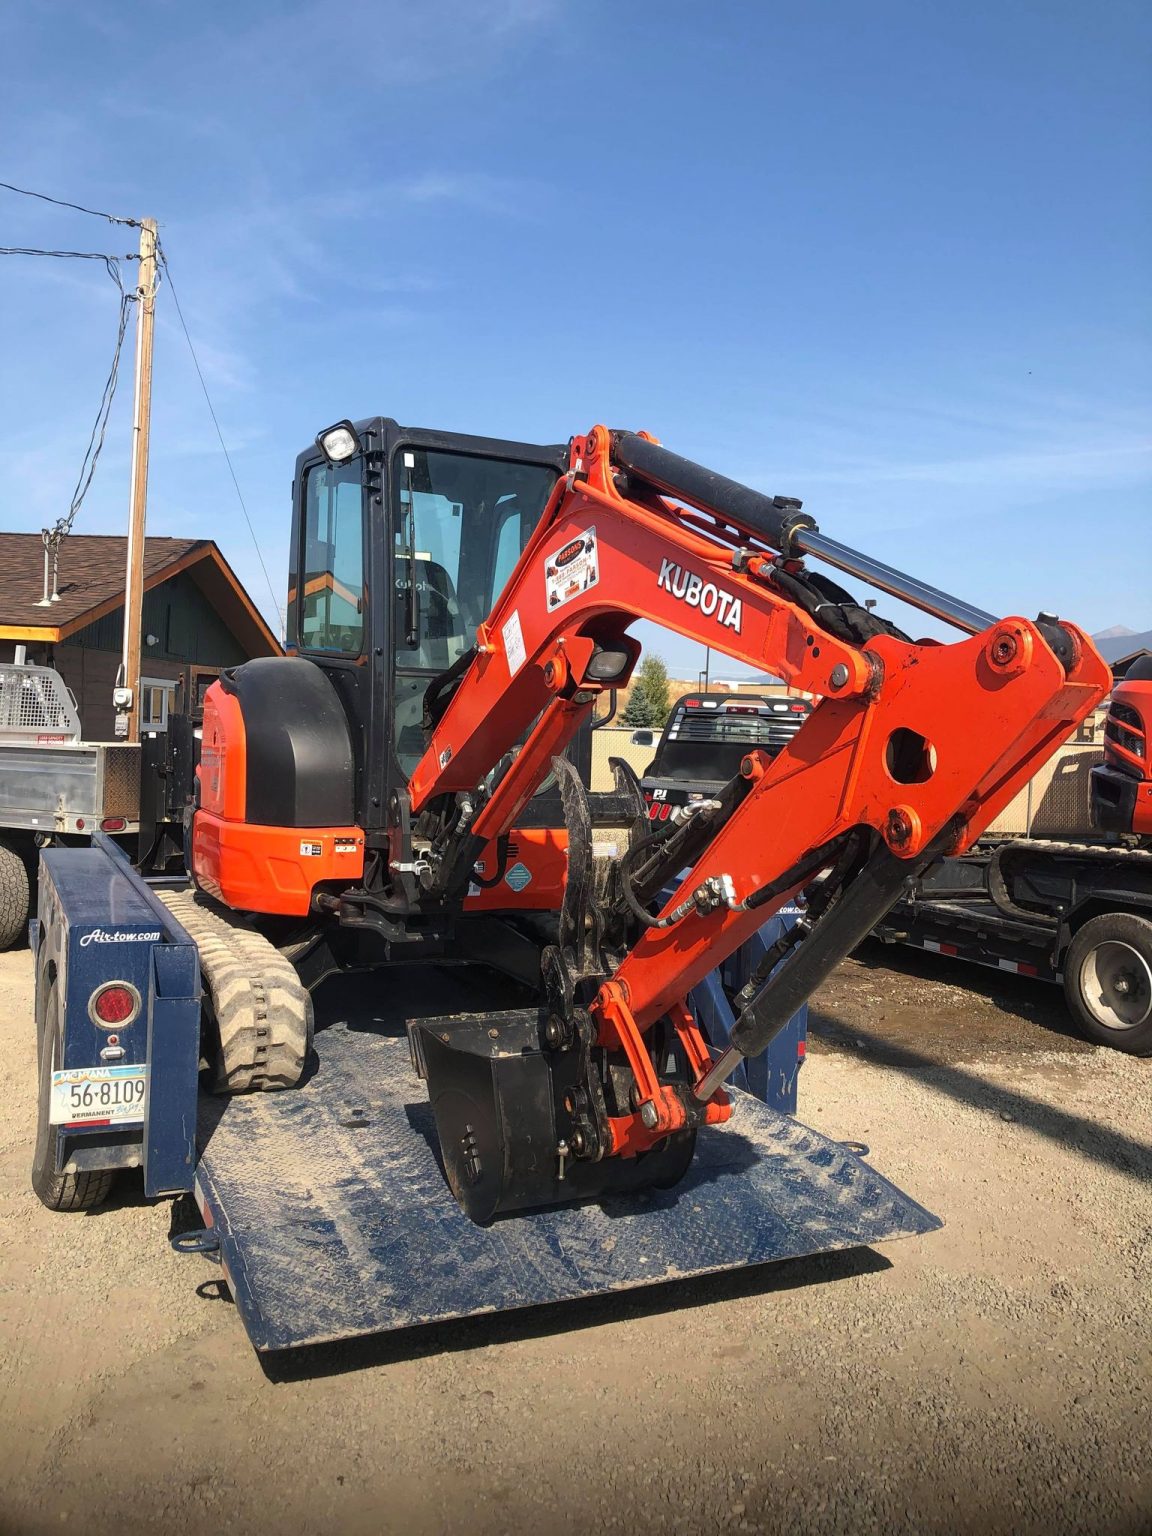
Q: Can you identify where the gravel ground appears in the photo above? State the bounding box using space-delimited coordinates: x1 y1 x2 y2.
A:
1 942 1150 1536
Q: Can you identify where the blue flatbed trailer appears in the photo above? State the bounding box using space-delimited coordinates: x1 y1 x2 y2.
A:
31 835 940 1354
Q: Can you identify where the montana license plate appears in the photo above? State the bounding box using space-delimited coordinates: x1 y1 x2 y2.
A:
49 1064 148 1126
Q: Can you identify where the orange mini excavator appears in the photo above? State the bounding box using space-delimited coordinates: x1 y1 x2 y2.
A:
185 418 1110 1221
1093 653 1152 841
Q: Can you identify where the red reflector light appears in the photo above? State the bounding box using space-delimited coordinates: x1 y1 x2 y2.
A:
100 816 127 832
790 703 808 712
648 803 659 819
659 803 671 820
90 984 139 1027
684 698 699 708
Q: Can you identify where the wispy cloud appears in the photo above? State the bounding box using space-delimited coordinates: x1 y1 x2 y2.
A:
773 436 1152 493
379 170 544 220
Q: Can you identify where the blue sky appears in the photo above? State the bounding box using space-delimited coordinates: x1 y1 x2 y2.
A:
2 0 1149 678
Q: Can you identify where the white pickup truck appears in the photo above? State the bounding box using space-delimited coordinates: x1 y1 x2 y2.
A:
0 661 140 947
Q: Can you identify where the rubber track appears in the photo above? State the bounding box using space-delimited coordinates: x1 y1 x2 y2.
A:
157 888 313 1093
1008 837 1152 864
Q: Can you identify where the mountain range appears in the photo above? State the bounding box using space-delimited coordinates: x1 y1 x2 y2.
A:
1091 627 1152 663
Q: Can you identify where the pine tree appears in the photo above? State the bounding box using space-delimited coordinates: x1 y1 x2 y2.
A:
621 654 671 728
639 655 670 725
622 684 657 728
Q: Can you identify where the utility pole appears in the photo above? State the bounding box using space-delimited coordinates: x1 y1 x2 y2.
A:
115 217 157 742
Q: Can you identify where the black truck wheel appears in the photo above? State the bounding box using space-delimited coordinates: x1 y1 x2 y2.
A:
31 962 115 1212
1063 912 1152 1056
0 838 30 951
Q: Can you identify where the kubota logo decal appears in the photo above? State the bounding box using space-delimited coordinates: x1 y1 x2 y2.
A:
657 559 743 632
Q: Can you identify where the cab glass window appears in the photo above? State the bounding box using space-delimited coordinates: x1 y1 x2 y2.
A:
392 447 557 771
298 460 365 654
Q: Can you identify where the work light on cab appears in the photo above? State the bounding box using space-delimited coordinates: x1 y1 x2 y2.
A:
315 420 361 464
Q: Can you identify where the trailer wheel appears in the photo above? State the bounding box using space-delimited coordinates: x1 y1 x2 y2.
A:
31 963 115 1212
0 838 30 951
1063 912 1152 1056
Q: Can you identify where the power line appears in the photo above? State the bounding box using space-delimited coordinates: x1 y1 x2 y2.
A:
0 246 134 281
59 278 133 540
0 244 134 541
156 242 286 635
0 179 137 225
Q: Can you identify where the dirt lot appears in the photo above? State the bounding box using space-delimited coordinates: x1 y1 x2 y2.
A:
1 939 1150 1536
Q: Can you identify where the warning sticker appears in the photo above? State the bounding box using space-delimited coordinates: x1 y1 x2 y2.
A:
502 610 527 677
545 528 598 611
299 840 322 857
505 861 532 892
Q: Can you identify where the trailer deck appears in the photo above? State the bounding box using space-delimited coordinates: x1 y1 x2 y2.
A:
191 984 941 1353
35 839 944 1356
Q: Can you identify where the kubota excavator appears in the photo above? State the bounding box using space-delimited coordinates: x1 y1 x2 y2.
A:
165 417 1109 1224
1092 653 1152 840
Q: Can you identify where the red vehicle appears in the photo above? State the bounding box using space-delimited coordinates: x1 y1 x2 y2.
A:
1092 654 1152 839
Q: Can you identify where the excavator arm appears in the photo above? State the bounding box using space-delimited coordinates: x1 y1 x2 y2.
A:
402 424 1110 1216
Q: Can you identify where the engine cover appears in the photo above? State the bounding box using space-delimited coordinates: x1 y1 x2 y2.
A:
193 658 364 916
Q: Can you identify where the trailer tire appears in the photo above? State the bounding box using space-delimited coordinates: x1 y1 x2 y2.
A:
1063 912 1152 1056
0 838 30 951
31 964 115 1211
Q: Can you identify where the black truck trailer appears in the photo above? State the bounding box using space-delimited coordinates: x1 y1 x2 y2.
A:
873 837 1152 1055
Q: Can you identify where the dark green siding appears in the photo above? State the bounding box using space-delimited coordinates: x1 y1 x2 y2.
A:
67 571 249 666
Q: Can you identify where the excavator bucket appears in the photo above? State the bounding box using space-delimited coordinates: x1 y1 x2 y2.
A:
410 1008 698 1222
192 983 941 1354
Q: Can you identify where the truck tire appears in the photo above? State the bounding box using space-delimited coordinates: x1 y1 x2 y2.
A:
31 962 115 1211
1063 911 1152 1056
0 838 30 951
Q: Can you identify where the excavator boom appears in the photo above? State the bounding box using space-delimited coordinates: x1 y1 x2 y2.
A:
394 423 1110 1215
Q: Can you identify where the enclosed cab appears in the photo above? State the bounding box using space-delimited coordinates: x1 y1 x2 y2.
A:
190 418 571 927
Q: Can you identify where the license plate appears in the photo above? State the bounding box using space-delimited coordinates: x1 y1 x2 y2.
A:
49 1064 148 1126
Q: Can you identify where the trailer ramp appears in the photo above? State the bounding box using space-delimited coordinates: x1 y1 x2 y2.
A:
194 1016 940 1353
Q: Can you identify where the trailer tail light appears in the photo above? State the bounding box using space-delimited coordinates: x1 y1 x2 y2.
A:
89 982 141 1029
100 816 127 832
